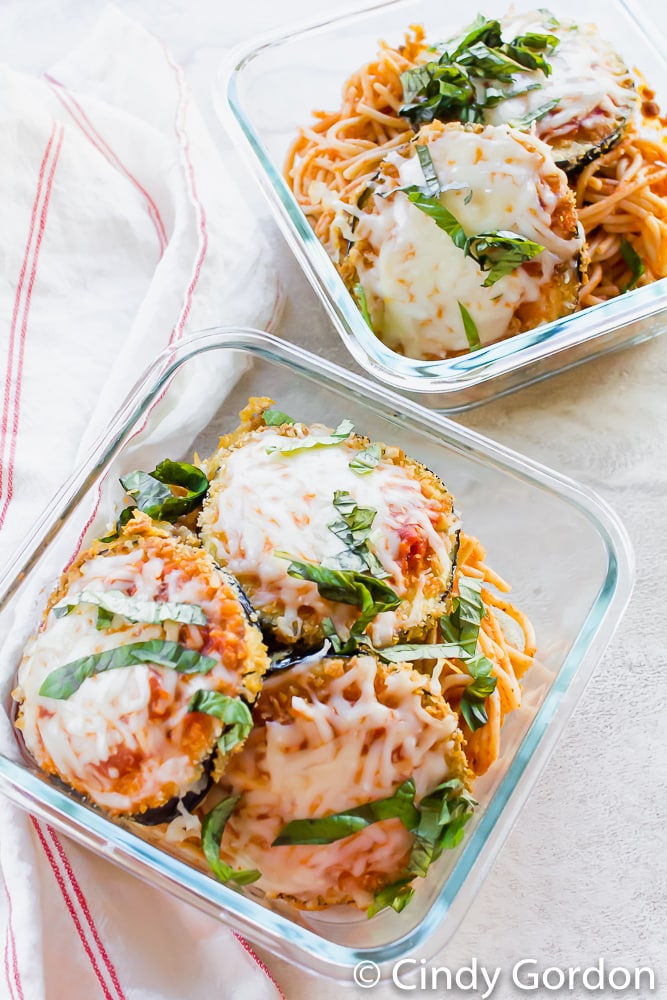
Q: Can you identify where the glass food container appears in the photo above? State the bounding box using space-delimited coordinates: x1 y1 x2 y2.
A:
0 329 633 979
219 0 667 410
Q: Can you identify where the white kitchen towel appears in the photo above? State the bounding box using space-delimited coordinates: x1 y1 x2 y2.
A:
0 7 284 999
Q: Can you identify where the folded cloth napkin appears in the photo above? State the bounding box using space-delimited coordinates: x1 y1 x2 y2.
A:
0 7 284 999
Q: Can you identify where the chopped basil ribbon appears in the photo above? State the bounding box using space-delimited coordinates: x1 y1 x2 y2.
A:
266 419 354 457
273 777 476 916
201 797 261 885
98 505 136 544
399 14 559 128
39 640 217 700
263 408 295 426
349 443 382 476
120 460 209 522
279 557 400 635
400 187 544 287
620 240 645 292
405 778 477 878
440 576 498 731
367 879 415 918
458 302 482 352
458 653 498 731
353 282 374 330
273 779 420 846
53 589 207 628
326 491 388 579
188 690 253 755
508 97 561 130
394 149 544 288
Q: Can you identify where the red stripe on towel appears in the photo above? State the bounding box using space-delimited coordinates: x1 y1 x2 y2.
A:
2 881 24 1000
45 74 168 255
32 819 126 1000
163 48 208 343
233 933 286 999
0 123 64 532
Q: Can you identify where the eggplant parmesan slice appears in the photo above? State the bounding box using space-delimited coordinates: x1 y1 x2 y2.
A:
13 512 269 818
344 121 583 358
214 653 470 910
199 398 460 648
483 11 638 170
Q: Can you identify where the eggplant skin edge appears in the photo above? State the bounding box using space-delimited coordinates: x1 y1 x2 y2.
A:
554 117 631 173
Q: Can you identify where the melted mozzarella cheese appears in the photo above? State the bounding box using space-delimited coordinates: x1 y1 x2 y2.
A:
202 430 458 644
219 655 462 907
485 13 637 141
355 125 581 357
16 548 235 812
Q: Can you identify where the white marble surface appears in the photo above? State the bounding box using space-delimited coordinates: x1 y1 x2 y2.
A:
2 1 667 997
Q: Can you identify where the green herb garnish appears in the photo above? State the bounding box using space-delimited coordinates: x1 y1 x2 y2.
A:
39 640 217 700
349 443 382 476
263 408 295 426
201 797 261 885
120 460 208 522
508 97 561 130
459 653 498 731
458 302 482 352
326 491 388 579
53 590 207 628
278 556 400 636
399 15 559 128
620 240 645 292
266 419 354 457
273 779 420 846
98 505 137 543
367 880 415 917
353 282 374 330
188 690 253 754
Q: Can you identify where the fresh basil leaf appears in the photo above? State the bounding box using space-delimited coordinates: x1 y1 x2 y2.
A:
263 408 295 426
98 504 137 543
367 879 415 917
39 640 217 700
266 419 354 457
53 589 207 627
201 797 261 885
467 231 544 285
353 282 374 330
272 779 419 846
279 557 400 635
441 576 486 655
404 190 468 249
407 779 476 874
505 31 559 76
188 690 253 754
120 461 208 522
349 443 382 476
96 607 114 631
508 98 560 130
620 240 645 291
415 144 441 197
460 652 498 732
372 641 468 663
458 302 482 352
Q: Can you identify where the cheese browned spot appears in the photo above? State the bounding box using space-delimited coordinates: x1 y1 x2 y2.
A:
14 512 269 816
216 653 469 910
199 400 460 647
345 121 583 358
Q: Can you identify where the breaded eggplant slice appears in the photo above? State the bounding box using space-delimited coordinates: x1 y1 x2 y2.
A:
199 398 460 648
14 512 269 819
214 653 470 910
485 10 638 171
343 121 583 359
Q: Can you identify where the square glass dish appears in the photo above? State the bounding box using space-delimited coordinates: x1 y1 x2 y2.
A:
219 0 667 411
0 329 633 980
